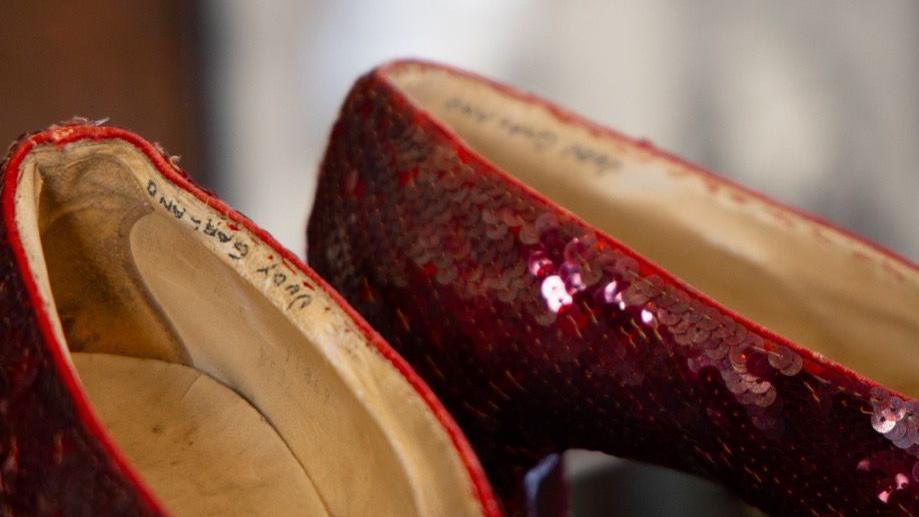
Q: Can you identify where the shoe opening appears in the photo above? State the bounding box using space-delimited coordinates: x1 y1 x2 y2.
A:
12 136 485 516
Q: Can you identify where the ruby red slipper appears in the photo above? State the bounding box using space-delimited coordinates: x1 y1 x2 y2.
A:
0 122 499 517
307 60 919 516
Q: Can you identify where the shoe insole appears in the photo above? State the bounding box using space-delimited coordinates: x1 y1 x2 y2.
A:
74 352 328 516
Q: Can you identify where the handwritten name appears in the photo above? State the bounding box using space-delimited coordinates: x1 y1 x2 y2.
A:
145 179 312 311
443 96 621 176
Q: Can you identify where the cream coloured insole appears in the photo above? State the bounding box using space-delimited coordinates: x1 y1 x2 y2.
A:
74 353 327 516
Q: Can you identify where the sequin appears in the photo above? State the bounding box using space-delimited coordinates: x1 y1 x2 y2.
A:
485 222 508 240
563 237 589 264
556 263 582 294
621 284 650 307
655 307 681 326
518 224 539 245
640 309 654 325
722 370 747 394
729 343 751 371
527 251 553 278
753 386 777 407
540 275 572 313
602 281 619 304
748 379 772 395
705 343 729 360
768 345 804 376
534 212 558 234
870 391 919 455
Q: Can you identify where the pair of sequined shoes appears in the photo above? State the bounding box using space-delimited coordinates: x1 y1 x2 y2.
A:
2 60 917 516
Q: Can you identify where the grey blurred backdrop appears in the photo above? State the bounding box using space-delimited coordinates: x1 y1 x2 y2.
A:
202 1 919 264
2 1 916 515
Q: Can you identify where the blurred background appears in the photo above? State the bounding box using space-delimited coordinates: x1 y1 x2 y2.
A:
2 1 917 515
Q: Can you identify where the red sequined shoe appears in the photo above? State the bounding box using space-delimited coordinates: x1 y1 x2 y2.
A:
0 122 499 516
307 60 919 515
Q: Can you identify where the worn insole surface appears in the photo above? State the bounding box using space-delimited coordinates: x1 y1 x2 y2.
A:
74 353 328 516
